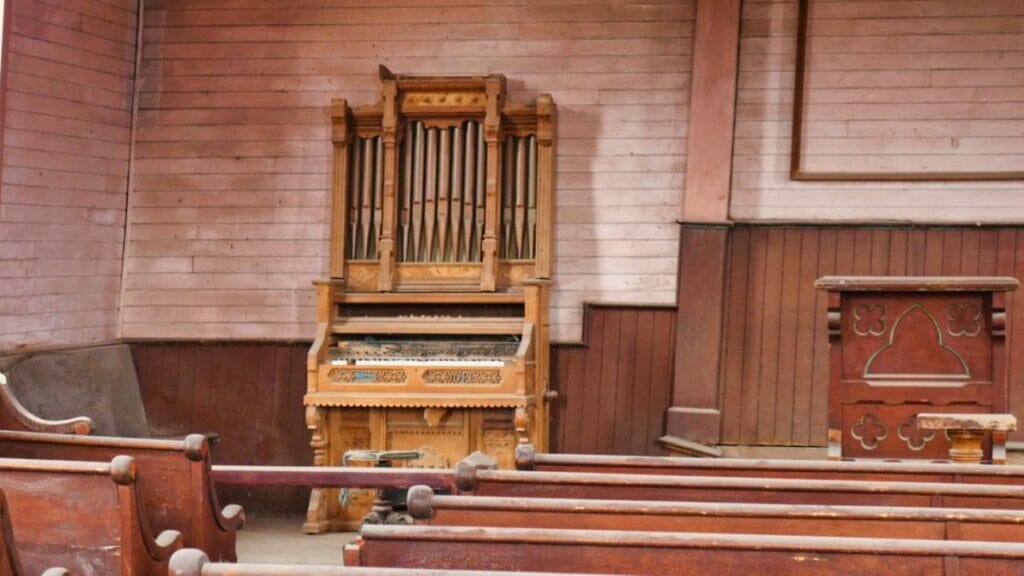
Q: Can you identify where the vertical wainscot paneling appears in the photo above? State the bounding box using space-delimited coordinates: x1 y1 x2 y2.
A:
720 225 1024 446
131 342 312 516
550 305 675 455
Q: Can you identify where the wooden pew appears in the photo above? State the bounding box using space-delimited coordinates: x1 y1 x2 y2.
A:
406 485 1024 542
0 490 68 576
0 430 243 562
0 373 92 434
0 455 181 575
169 548 609 576
211 464 453 491
455 453 1024 509
345 524 1024 575
514 443 1024 485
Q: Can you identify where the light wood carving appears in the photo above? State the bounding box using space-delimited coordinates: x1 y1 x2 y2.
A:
305 69 555 532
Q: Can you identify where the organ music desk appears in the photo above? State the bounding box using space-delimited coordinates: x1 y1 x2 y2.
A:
304 69 555 532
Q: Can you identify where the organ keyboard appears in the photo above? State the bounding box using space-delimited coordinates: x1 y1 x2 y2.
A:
303 70 554 533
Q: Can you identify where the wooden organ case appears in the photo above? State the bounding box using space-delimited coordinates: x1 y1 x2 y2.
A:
304 71 555 532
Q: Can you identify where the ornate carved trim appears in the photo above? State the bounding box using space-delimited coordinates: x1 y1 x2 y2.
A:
328 369 407 384
422 369 502 385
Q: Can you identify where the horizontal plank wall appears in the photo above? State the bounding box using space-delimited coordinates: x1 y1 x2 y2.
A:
123 0 695 343
131 341 313 515
719 225 1024 446
0 0 139 348
550 305 675 455
731 0 1024 221
792 0 1024 180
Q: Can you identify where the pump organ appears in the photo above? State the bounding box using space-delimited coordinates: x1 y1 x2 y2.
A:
304 69 555 532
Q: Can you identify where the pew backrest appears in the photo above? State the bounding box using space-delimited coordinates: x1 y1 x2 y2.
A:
514 443 1024 485
456 459 1024 509
0 455 181 575
0 430 243 562
0 489 72 576
347 524 1024 575
407 485 1024 542
169 548 612 576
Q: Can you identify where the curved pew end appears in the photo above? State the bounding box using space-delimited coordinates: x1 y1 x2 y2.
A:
169 549 208 576
0 455 182 575
0 373 94 435
0 430 243 562
110 455 185 571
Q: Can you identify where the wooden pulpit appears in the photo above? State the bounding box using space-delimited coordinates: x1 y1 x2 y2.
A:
816 276 1018 461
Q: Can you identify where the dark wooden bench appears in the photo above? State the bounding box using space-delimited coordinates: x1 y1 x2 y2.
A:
0 430 243 562
0 489 68 576
0 374 92 435
407 485 1024 542
514 443 1024 485
455 453 1024 509
169 548 609 576
0 455 181 575
345 524 1024 575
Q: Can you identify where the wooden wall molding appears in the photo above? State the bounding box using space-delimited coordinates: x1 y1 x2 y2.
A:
791 0 1024 181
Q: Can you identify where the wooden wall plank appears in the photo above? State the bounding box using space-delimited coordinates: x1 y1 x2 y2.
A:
647 310 675 449
0 0 138 348
719 227 751 444
757 229 784 443
612 309 638 453
739 227 768 444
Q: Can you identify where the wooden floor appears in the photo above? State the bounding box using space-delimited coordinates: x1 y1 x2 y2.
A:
236 517 355 564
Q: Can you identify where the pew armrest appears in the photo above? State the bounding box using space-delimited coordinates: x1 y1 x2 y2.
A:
0 374 94 435
40 569 71 576
218 504 246 531
151 529 185 561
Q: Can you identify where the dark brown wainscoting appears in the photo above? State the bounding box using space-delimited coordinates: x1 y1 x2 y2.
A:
719 225 1024 447
131 342 312 516
550 305 676 456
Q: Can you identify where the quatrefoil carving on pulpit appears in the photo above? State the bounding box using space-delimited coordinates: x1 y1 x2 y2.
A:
853 304 887 336
947 304 982 337
898 419 936 451
850 413 888 450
